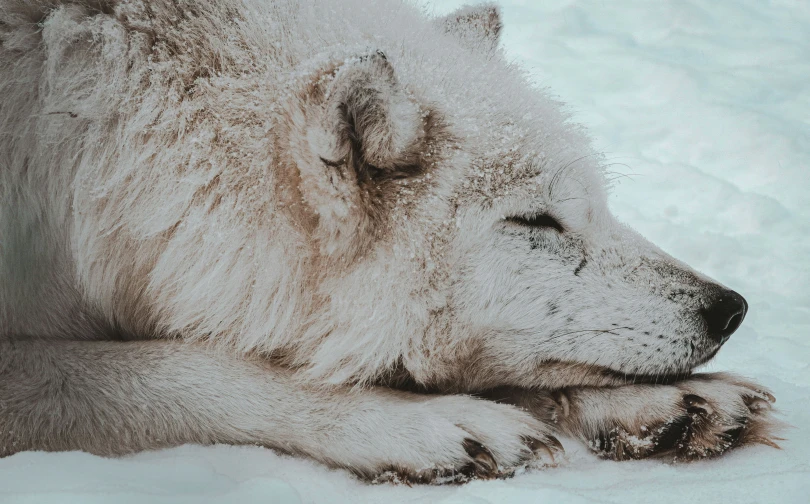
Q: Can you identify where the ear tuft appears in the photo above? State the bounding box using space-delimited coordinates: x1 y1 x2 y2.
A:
439 3 502 52
324 51 421 174
288 51 429 258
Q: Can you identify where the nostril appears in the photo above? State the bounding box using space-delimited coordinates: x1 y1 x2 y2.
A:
701 289 747 344
726 311 744 334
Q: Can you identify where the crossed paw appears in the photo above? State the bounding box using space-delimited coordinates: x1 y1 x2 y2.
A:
362 374 780 483
552 373 781 462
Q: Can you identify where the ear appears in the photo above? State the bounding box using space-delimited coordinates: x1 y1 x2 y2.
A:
321 51 423 175
438 3 502 53
286 51 425 257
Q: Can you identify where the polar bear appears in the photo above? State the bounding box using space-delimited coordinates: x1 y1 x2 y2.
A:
0 0 779 482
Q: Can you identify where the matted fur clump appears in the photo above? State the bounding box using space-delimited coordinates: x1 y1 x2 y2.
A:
0 0 781 483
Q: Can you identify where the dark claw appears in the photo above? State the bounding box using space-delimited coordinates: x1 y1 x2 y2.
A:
744 396 773 412
551 390 571 418
596 432 613 453
522 436 544 453
522 435 559 461
604 433 613 452
722 425 745 447
683 394 714 415
462 439 497 478
760 391 776 403
546 435 564 453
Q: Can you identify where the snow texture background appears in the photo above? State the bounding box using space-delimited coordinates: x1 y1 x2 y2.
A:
1 0 808 502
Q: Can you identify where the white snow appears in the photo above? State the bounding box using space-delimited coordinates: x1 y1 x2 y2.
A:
2 1 808 503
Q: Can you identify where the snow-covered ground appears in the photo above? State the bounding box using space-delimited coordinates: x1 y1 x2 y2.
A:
2 1 808 502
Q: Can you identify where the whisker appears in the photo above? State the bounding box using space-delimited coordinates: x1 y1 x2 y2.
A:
546 326 633 342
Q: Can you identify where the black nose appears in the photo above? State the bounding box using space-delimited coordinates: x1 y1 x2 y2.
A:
701 289 748 344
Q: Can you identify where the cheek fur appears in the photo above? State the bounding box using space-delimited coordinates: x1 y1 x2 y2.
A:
449 225 720 382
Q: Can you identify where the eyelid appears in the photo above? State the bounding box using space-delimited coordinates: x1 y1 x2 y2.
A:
505 213 565 233
319 156 345 167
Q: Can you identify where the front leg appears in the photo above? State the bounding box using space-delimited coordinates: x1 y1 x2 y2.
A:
0 338 558 483
501 374 782 461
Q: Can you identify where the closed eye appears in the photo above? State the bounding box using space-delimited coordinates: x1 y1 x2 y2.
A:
319 156 345 168
505 213 565 233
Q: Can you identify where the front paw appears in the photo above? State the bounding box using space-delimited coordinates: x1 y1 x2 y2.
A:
365 395 562 484
556 373 782 462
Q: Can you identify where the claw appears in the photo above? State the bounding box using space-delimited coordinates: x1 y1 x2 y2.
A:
684 394 714 415
546 435 564 454
722 425 745 447
552 390 571 418
522 435 560 462
740 384 776 403
745 397 773 412
462 439 497 478
597 432 614 453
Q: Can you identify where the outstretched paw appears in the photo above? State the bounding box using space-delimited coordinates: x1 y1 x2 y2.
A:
555 373 782 462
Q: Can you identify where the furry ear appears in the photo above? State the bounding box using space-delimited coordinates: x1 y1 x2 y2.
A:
438 3 502 52
287 51 424 256
314 51 423 180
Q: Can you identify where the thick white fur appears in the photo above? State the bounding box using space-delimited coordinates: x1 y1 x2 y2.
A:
0 338 552 477
0 0 779 481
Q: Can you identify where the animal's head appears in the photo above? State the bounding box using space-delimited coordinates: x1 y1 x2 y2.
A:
281 3 747 389
20 0 745 390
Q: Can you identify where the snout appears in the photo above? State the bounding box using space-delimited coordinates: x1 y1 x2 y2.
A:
701 289 748 345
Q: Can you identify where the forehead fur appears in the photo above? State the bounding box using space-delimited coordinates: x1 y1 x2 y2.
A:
83 0 606 211
233 0 607 200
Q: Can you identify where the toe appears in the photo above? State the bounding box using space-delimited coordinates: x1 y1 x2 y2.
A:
683 394 714 415
744 396 773 413
522 434 562 464
462 439 498 478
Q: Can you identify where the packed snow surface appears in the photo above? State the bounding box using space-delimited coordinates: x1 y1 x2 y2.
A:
2 0 808 502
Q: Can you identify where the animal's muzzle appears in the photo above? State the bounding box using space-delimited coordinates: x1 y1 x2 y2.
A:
701 289 748 345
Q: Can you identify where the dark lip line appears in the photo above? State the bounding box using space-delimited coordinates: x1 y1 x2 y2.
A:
597 347 723 386
600 367 694 386
532 358 698 387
